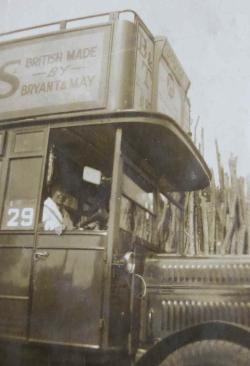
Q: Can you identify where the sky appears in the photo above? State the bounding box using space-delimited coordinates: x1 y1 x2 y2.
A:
1 0 250 178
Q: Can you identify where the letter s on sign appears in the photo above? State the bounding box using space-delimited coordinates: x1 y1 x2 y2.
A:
0 60 21 98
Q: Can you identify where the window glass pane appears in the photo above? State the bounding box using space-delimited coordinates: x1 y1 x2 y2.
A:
120 195 154 243
157 192 184 253
1 157 42 230
14 131 44 153
120 171 155 244
122 174 154 213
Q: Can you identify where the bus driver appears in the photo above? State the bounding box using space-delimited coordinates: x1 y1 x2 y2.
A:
42 185 74 234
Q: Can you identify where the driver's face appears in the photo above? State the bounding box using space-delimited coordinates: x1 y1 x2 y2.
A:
52 190 65 206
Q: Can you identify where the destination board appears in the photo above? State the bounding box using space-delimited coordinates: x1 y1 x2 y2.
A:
134 24 154 110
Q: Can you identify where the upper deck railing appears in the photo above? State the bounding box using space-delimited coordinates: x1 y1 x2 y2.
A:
0 10 143 42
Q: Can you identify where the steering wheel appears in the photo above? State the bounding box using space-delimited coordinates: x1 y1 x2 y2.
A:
80 207 108 229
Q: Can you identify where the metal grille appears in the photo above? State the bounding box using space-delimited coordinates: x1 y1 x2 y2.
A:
160 299 250 332
144 259 250 286
142 257 250 342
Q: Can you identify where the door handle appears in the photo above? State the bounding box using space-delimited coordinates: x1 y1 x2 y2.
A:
134 274 147 299
34 251 49 261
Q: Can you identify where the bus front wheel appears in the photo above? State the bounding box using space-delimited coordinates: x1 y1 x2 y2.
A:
161 340 250 366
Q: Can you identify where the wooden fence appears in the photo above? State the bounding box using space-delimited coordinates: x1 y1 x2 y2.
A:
182 142 250 255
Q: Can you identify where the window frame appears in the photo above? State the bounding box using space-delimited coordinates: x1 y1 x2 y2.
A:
37 124 116 234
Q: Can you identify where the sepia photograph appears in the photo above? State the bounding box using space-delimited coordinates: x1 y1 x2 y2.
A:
0 1 249 365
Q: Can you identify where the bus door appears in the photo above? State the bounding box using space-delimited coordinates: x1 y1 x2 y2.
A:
0 127 47 340
29 124 115 348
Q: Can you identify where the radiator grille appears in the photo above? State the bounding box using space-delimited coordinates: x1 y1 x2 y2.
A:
159 300 250 332
142 257 250 342
145 262 250 286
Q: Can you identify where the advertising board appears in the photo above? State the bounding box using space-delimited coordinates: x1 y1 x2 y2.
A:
0 25 112 120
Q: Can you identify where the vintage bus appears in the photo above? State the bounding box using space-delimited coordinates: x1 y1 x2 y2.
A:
0 10 249 366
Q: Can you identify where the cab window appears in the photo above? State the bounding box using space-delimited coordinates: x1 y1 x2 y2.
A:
40 125 115 233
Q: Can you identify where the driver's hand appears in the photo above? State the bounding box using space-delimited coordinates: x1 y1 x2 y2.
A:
77 215 87 228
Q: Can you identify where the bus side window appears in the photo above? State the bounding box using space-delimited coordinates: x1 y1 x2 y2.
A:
1 157 43 230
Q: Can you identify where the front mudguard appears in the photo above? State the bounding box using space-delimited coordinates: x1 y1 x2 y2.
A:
135 321 250 366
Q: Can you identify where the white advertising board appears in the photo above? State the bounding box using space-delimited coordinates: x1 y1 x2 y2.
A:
0 25 111 120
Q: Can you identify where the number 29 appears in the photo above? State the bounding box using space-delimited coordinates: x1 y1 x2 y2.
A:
7 207 34 227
